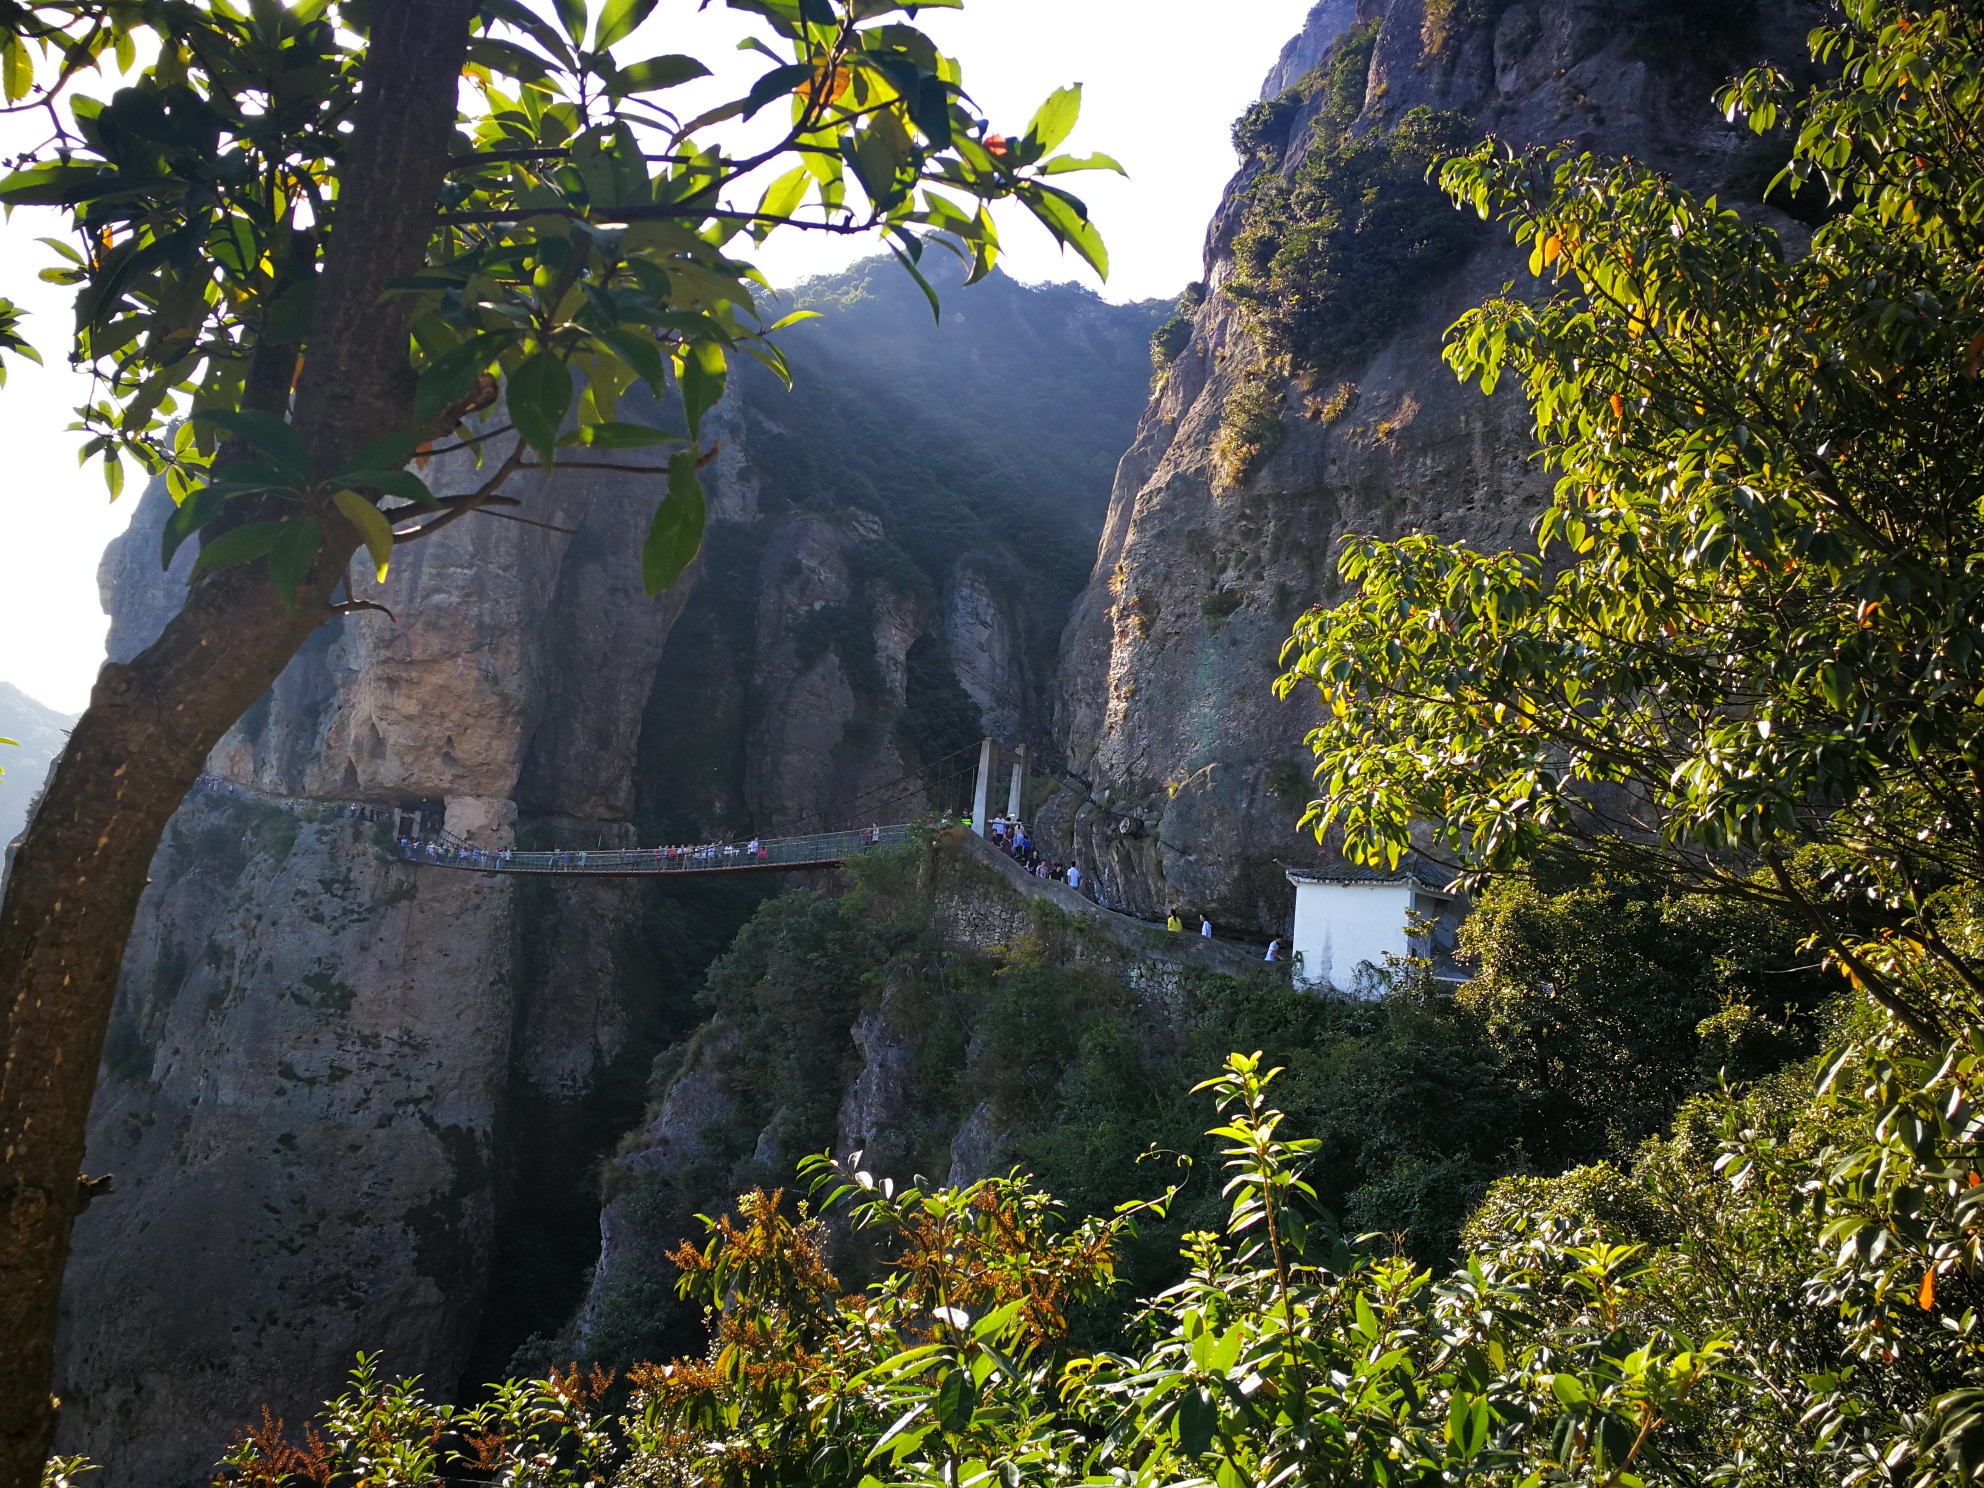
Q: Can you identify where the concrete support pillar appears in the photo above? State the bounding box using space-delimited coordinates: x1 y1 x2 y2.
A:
971 736 996 836
1008 744 1030 820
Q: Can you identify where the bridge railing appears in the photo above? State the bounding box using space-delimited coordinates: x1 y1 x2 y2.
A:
393 823 915 875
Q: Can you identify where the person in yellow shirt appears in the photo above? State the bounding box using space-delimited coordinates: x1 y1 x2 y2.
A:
1166 911 1182 932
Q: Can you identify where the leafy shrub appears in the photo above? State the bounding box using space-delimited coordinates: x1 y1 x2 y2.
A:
1232 88 1303 161
1148 314 1193 370
223 1033 1984 1488
1212 371 1286 485
1148 281 1208 372
1421 0 1516 60
1200 587 1243 620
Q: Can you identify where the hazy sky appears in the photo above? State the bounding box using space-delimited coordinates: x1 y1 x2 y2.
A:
0 0 1315 715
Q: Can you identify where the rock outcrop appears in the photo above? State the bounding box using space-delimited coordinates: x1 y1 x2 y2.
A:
1046 0 1816 934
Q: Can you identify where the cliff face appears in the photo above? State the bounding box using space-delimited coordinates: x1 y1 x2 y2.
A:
1046 0 1814 934
57 266 1162 1485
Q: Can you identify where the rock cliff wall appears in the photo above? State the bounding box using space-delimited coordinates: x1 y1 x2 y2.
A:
1045 0 1816 934
57 266 1162 1485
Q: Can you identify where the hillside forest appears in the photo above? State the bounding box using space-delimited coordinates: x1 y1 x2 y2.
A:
6 2 1984 1488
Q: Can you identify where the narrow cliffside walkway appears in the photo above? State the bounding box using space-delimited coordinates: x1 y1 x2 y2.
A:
949 829 1268 979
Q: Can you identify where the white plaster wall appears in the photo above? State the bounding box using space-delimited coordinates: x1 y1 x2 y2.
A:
1290 882 1414 994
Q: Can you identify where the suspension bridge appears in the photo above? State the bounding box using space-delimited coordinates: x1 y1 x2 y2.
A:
400 823 917 876
194 737 1038 880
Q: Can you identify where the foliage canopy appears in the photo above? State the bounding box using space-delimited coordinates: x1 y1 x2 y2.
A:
1278 0 1984 1046
0 0 1120 596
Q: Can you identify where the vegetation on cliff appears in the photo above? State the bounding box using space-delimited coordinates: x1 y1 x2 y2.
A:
1226 23 1482 380
518 835 1826 1380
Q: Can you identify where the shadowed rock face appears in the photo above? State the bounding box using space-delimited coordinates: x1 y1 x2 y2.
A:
55 267 1161 1486
1045 0 1817 936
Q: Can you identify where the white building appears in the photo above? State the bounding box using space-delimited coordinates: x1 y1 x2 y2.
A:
1283 865 1465 996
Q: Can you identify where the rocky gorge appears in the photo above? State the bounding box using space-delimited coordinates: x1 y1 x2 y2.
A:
46 1 1826 1480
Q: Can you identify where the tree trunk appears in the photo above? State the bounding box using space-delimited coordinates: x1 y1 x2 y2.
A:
0 5 476 1484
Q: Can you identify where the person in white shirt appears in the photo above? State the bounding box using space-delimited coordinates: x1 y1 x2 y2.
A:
1265 938 1280 962
1066 864 1081 891
1201 916 1213 938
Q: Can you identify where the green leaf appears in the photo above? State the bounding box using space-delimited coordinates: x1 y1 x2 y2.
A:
1177 1385 1217 1458
1024 83 1082 157
0 160 110 208
190 521 285 578
193 410 312 484
741 63 815 122
1027 187 1109 281
755 165 811 239
507 351 575 460
480 0 573 59
851 0 960 14
267 519 322 611
1550 1373 1589 1407
2 36 30 105
933 1367 976 1432
331 490 397 583
161 483 228 569
592 328 668 394
611 53 711 93
342 468 438 508
642 451 706 594
889 241 941 324
593 0 657 48
1040 151 1126 177
674 340 726 441
552 0 588 46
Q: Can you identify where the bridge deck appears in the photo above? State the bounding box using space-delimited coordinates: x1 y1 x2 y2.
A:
396 824 912 876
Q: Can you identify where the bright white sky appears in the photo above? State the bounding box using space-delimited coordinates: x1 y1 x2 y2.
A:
0 0 1314 715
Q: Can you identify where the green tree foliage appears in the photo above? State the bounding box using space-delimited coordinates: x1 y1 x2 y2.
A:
222 1043 1984 1488
0 0 1120 594
1278 0 1984 1046
1456 875 1829 1168
1147 281 1205 373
